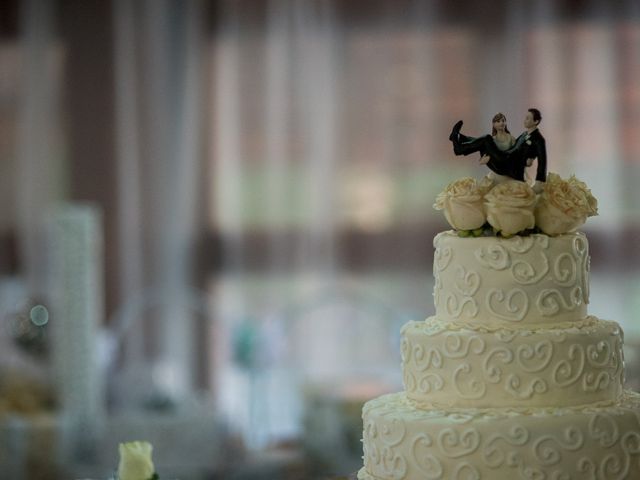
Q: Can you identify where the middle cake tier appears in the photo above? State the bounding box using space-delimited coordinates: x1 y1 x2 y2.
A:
401 316 624 408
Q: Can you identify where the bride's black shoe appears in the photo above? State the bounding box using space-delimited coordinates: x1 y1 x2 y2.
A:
449 120 463 142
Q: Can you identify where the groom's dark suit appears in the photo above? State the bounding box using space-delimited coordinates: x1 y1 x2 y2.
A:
453 128 547 183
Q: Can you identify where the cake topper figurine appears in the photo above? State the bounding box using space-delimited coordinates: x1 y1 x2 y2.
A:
449 108 547 190
437 108 597 238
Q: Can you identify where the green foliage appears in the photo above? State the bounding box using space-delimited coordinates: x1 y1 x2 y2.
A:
455 224 546 239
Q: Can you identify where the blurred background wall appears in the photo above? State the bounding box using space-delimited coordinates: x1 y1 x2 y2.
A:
1 0 640 478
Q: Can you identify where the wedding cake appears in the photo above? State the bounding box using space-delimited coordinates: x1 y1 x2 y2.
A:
357 174 640 479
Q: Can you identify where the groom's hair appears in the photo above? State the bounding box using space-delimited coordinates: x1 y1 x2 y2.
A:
528 108 542 125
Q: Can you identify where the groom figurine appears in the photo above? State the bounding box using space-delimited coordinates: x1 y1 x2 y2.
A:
449 108 547 187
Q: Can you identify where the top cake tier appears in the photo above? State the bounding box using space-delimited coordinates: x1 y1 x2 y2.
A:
433 231 589 325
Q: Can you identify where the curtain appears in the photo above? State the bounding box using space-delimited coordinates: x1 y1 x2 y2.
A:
109 0 208 404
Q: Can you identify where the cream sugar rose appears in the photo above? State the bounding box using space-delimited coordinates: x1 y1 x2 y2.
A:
117 441 158 480
358 176 640 479
433 173 598 237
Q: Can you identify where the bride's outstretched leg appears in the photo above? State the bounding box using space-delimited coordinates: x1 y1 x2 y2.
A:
452 134 491 157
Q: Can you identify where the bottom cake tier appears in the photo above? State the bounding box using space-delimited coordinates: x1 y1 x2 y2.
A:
358 391 640 480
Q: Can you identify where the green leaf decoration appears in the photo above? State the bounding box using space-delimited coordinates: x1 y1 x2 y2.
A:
455 223 551 239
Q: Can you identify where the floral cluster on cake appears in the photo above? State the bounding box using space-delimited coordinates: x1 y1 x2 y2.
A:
434 172 598 237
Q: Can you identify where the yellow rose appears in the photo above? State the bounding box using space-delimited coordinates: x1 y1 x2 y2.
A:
433 177 487 230
535 173 596 235
477 174 496 195
118 441 156 480
484 180 536 236
567 175 598 217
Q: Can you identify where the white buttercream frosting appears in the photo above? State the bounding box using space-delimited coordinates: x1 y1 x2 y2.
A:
401 317 624 408
358 391 640 480
358 229 640 479
433 231 590 325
